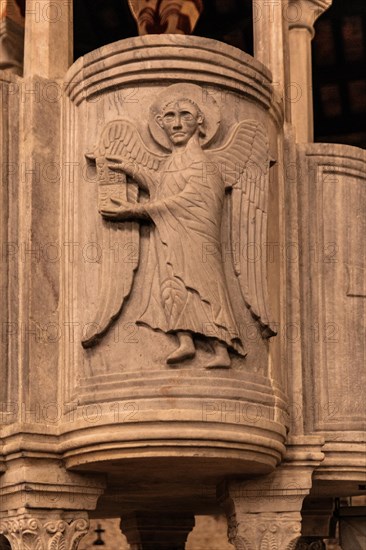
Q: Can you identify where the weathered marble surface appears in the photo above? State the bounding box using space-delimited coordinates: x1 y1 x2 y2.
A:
1 0 365 545
59 35 286 483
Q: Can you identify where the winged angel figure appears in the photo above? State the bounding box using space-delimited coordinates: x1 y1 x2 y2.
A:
83 84 275 368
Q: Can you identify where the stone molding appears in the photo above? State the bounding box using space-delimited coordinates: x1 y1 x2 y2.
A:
64 35 272 109
0 458 105 514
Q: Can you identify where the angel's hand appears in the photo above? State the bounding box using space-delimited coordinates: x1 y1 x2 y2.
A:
106 156 139 180
100 197 148 221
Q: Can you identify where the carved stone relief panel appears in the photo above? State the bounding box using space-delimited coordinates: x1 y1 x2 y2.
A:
60 36 287 474
62 36 278 387
81 84 275 370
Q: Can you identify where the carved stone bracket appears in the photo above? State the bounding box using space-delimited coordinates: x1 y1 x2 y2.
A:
220 437 325 550
0 514 89 550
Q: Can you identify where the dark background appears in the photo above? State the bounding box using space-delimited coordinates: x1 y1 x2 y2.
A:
71 0 365 148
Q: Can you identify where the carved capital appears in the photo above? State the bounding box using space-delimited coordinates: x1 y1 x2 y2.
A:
227 512 301 550
288 0 333 35
0 515 89 550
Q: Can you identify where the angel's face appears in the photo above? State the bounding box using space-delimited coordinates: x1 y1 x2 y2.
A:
157 101 203 146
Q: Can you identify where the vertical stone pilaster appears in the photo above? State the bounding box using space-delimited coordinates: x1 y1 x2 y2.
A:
0 513 89 550
23 0 73 78
253 0 288 116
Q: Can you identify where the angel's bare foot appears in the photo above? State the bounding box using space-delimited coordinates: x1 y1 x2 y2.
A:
206 340 231 369
167 331 195 364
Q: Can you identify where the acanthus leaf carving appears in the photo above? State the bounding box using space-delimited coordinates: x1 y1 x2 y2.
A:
228 513 301 550
0 517 89 550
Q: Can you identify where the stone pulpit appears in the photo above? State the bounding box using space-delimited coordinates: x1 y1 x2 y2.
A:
0 1 365 549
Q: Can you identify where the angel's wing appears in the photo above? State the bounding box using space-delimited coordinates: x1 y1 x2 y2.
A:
91 119 165 195
208 120 276 337
82 119 165 348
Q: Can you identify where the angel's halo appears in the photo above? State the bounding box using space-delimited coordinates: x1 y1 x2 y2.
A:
149 83 221 151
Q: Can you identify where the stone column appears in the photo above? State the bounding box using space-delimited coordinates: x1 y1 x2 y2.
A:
23 0 73 78
0 512 89 550
121 512 195 550
287 0 332 142
0 0 24 74
219 436 324 550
